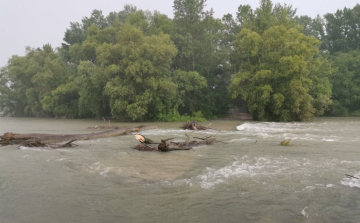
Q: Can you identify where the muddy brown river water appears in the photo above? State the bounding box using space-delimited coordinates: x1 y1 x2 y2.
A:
1 117 360 223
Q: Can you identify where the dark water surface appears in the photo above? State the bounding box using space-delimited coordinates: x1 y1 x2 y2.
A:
1 117 360 223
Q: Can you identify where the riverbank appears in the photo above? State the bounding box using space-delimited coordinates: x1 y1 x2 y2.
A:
224 108 253 120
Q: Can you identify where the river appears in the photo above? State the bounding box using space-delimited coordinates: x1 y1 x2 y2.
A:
0 117 360 223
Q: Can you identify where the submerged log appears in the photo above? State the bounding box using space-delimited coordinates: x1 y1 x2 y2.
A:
133 133 222 152
0 125 157 147
181 120 211 130
87 126 118 129
47 140 78 149
345 174 359 180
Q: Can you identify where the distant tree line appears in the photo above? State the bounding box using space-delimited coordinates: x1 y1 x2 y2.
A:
0 0 359 121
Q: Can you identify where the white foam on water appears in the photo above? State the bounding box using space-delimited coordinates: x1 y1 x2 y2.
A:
139 129 190 136
235 122 323 140
236 123 252 131
100 167 113 177
301 206 309 218
197 163 257 189
341 161 352 164
236 122 317 134
88 162 124 177
19 146 52 152
177 157 289 189
234 122 352 143
340 160 360 164
89 162 109 176
341 172 360 188
321 137 337 142
174 155 344 190
341 180 360 188
46 157 69 162
228 138 254 142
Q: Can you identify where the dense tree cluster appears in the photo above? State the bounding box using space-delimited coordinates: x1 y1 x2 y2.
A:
1 0 359 121
295 4 360 117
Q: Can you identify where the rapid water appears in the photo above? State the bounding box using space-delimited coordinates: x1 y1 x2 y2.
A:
0 117 360 223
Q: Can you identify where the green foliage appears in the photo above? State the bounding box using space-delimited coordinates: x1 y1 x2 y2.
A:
172 0 233 118
76 61 109 118
2 1 359 121
156 103 207 122
308 55 334 116
41 82 79 118
99 24 178 121
171 69 207 114
0 66 15 116
295 15 327 50
0 45 70 117
294 5 360 116
323 5 360 54
63 10 109 46
237 0 297 33
230 25 332 121
326 51 360 116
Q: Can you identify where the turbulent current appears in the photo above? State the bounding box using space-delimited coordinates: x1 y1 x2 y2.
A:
1 117 360 223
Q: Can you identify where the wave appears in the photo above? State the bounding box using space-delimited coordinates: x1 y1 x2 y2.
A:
235 122 342 142
236 122 317 133
172 156 350 190
175 156 292 189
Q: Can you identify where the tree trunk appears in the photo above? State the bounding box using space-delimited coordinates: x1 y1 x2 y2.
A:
0 125 157 147
133 134 222 152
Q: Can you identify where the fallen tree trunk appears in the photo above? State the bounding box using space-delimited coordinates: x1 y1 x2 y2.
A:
133 133 222 152
0 125 157 147
181 120 211 130
47 140 78 149
87 126 118 129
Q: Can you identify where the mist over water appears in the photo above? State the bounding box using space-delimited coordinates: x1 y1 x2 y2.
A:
1 117 360 223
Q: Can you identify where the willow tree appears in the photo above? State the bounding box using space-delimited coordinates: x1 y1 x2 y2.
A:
95 24 178 121
229 26 332 121
0 45 71 117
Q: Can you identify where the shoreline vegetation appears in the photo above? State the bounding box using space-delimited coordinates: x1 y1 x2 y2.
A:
1 0 360 122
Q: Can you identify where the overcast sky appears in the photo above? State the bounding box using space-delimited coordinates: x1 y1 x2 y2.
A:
1 0 358 67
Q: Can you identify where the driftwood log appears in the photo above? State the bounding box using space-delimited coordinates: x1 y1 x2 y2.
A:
345 174 359 180
133 133 222 152
0 125 157 148
181 120 211 130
